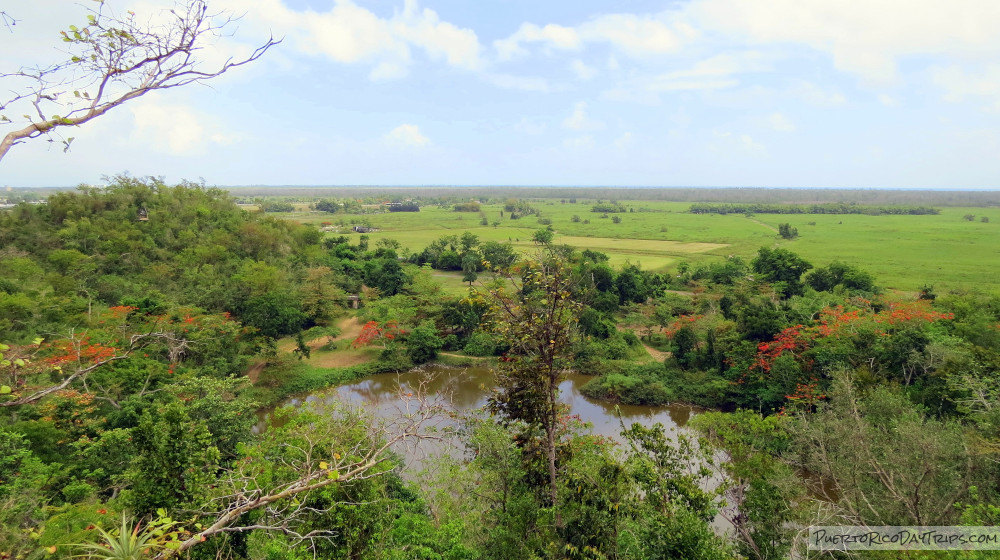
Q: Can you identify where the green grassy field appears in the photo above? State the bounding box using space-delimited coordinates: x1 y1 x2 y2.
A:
277 199 999 294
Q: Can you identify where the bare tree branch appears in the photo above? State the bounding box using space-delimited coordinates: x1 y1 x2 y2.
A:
0 328 186 407
156 390 448 558
0 0 280 162
1 11 14 32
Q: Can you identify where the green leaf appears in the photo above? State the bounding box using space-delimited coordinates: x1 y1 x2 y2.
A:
13 359 25 367
32 338 44 346
0 386 11 395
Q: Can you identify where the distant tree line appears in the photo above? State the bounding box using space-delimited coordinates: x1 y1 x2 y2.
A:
689 202 941 215
215 186 1000 207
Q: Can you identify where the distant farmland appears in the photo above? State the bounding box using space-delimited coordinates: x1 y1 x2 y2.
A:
271 194 999 294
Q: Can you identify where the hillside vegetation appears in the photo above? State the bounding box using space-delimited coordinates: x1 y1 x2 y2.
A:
1 179 998 560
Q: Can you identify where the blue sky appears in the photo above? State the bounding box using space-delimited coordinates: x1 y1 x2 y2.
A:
2 0 1000 188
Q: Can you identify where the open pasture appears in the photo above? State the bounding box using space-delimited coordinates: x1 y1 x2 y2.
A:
280 198 999 293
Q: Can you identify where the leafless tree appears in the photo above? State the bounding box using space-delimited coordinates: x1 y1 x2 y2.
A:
0 0 279 162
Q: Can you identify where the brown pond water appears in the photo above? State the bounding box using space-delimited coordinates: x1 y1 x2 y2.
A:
256 363 837 531
257 364 701 445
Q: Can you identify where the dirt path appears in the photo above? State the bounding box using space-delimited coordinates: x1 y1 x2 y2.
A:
747 217 778 232
642 344 671 362
246 361 266 384
334 315 365 341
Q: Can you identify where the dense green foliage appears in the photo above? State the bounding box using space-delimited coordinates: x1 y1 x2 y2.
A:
690 202 941 215
2 182 998 559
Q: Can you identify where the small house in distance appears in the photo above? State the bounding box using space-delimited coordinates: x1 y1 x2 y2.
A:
386 201 419 212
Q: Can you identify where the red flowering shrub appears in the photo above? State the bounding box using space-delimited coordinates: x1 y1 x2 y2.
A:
352 320 405 348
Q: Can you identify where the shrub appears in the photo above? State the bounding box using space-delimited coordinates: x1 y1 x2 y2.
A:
464 331 498 356
453 202 481 212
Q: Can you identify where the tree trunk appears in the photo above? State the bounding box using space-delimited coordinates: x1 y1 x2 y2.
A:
547 367 561 528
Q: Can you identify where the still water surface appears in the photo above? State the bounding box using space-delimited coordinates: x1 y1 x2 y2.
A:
260 364 702 449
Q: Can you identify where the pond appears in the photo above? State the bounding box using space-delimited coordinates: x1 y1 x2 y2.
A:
258 363 702 449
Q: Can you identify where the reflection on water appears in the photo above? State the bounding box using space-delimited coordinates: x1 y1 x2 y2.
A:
255 364 837 533
257 364 702 446
257 364 739 530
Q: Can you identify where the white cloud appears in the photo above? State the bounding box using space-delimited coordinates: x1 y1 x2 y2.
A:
932 64 1000 112
489 1 1000 90
495 23 580 60
563 102 604 131
385 124 430 147
601 51 765 103
689 0 1000 84
218 0 482 80
129 97 237 155
571 59 598 80
614 132 634 149
495 11 696 60
768 112 796 132
646 51 768 91
393 0 482 70
674 51 771 78
578 13 697 57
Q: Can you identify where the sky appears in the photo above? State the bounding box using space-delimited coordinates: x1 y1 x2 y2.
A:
2 0 1000 189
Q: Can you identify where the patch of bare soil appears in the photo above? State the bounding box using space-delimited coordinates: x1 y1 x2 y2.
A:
308 349 375 368
246 361 266 384
247 315 372 381
642 344 671 363
334 315 365 341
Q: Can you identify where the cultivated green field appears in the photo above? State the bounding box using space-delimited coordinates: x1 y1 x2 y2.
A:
277 199 999 294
